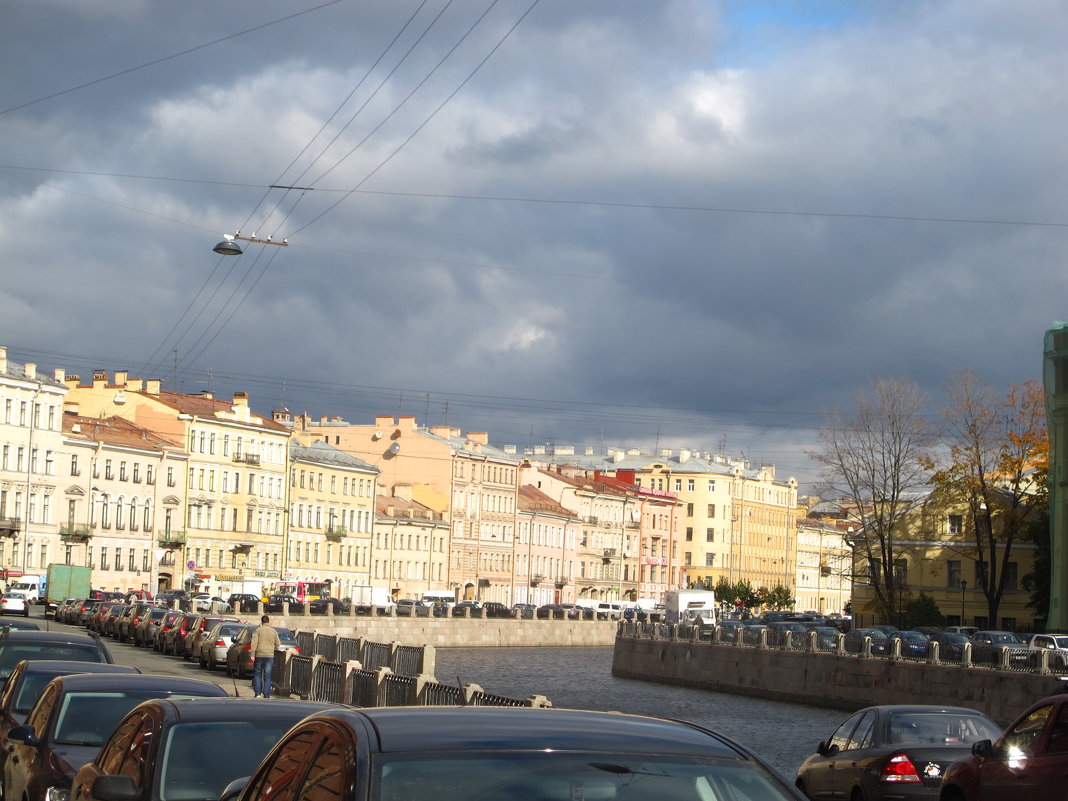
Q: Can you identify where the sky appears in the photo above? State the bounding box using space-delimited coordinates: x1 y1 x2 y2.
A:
2 0 1066 492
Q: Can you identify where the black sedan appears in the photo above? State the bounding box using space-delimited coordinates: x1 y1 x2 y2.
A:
3 673 229 801
309 597 350 615
795 705 1002 801
0 630 114 682
220 706 807 801
71 698 339 801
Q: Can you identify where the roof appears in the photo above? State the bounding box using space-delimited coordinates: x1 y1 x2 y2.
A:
309 707 751 757
12 661 139 676
151 697 339 723
0 631 105 644
51 673 229 694
63 413 182 450
517 485 577 518
290 439 378 472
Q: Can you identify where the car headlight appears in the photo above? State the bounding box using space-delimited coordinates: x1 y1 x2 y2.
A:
46 787 70 801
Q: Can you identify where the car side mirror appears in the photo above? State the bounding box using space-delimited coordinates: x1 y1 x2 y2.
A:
92 775 142 801
219 777 251 801
971 739 993 758
817 740 838 757
8 725 40 747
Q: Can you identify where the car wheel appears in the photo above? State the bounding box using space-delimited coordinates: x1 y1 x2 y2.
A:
851 787 867 801
21 608 28 618
209 655 217 671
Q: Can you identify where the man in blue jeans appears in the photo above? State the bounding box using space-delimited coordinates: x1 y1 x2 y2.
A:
251 614 281 698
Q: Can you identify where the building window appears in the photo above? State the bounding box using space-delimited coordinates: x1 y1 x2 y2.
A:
687 479 695 491
685 527 693 541
686 503 694 517
683 552 691 566
947 560 961 588
1004 562 1018 591
706 528 714 542
705 553 715 567
975 560 988 590
70 455 80 476
948 514 964 535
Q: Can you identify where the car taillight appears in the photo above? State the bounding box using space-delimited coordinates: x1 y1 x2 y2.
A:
243 643 251 651
214 639 225 647
881 753 921 783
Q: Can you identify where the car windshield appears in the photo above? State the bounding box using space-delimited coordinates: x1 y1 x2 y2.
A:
860 630 888 640
940 634 970 643
0 644 105 678
375 753 796 801
54 691 208 746
1052 636 1068 649
988 633 1022 644
160 720 302 801
13 672 69 713
275 628 296 643
885 712 1001 746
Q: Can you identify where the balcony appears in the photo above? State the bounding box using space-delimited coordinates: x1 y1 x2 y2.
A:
530 574 545 586
157 530 187 548
555 576 570 588
0 517 20 538
60 523 93 543
233 453 261 466
324 525 348 542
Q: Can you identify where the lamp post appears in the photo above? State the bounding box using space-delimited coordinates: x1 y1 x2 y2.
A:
960 578 967 625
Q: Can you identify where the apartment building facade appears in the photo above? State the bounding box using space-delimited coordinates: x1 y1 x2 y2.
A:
515 484 581 606
0 349 67 580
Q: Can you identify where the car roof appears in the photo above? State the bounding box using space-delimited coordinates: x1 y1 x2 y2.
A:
50 673 229 694
307 707 754 758
14 660 140 676
1 631 105 644
147 697 338 723
861 704 992 716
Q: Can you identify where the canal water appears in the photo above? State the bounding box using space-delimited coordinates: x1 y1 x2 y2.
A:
435 646 847 781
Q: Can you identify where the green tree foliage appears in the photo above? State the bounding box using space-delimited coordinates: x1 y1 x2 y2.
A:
902 593 946 629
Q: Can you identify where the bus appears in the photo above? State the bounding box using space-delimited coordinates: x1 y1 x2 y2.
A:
273 581 328 603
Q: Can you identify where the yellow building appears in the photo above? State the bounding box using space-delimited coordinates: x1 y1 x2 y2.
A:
64 371 291 597
294 414 520 603
849 490 1039 630
286 437 378 600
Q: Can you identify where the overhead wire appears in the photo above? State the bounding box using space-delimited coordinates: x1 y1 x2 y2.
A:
0 0 347 116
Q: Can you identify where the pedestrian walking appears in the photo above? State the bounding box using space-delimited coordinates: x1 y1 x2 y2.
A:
251 614 282 698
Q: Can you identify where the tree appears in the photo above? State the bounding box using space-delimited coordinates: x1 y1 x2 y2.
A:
929 372 1049 625
765 584 794 610
902 593 946 629
812 378 933 626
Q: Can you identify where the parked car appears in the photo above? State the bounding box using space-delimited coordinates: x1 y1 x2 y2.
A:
844 627 891 655
395 599 428 617
225 625 300 679
186 614 242 661
198 620 251 671
309 597 350 615
809 626 842 651
101 604 131 638
796 705 1002 801
162 612 203 656
942 626 979 638
152 610 185 651
87 602 122 634
192 594 231 613
55 599 81 624
536 604 567 619
227 594 262 613
3 673 229 801
868 624 899 637
116 603 152 643
511 603 536 619
217 706 806 801
929 632 972 661
940 692 1068 801
0 661 141 783
0 618 40 631
133 607 168 647
264 594 302 614
482 601 512 619
887 630 931 657
452 601 483 618
0 593 30 617
0 630 114 682
1021 633 1068 668
969 630 1034 666
71 698 340 801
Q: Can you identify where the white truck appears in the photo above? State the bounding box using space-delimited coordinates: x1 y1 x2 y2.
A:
664 589 718 626
350 585 395 610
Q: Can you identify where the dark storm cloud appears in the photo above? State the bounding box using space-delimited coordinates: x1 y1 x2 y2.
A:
2 0 1066 488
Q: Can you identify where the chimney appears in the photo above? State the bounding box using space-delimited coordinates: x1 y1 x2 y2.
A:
65 401 80 415
114 371 128 387
680 449 692 463
392 484 413 502
467 432 488 446
127 379 143 392
92 371 108 387
430 425 452 439
24 363 36 380
232 392 248 408
585 447 594 456
145 379 161 395
375 416 395 428
201 391 213 400
0 346 6 373
53 369 65 382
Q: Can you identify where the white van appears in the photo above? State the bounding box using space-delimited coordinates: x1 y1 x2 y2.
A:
421 590 457 607
10 577 43 604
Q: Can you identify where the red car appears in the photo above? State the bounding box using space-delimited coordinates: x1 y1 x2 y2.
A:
940 693 1068 801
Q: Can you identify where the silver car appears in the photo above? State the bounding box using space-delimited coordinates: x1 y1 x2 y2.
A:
198 620 250 671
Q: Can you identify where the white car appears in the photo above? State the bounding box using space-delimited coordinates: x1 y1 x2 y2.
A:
192 594 231 613
0 592 30 617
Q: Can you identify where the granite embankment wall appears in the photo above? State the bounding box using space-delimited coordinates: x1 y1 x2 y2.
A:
612 636 1067 725
243 614 617 648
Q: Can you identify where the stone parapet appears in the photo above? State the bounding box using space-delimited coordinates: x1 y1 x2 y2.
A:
611 636 1067 725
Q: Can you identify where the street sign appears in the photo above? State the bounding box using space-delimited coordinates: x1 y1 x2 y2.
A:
186 560 196 570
